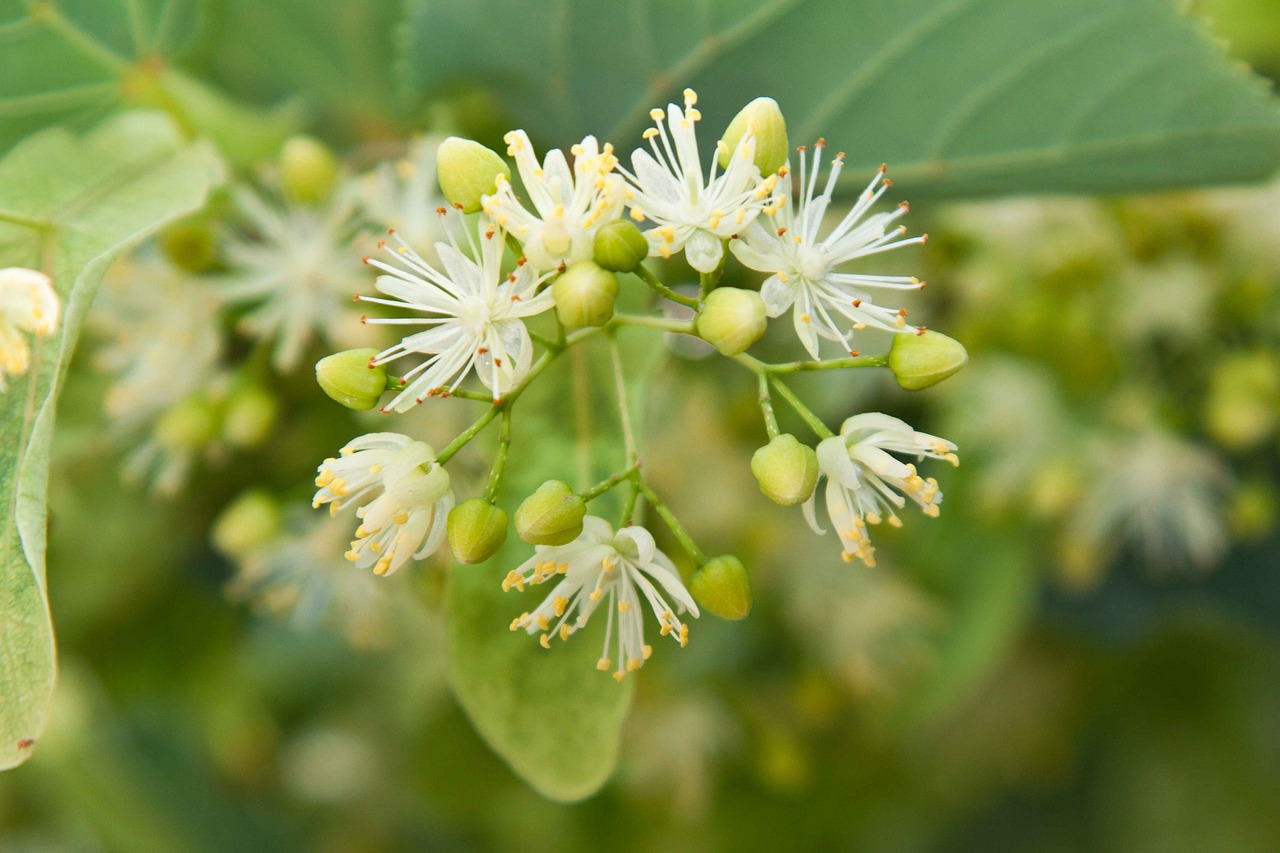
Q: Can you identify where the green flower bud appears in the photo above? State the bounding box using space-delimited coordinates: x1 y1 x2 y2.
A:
1204 351 1280 451
280 135 339 204
593 220 650 272
212 490 281 560
719 97 788 177
552 261 619 330
161 219 217 272
690 556 752 621
751 434 818 506
155 395 220 450
696 287 767 356
515 480 586 546
888 330 969 390
436 136 508 214
222 385 279 448
448 498 509 564
316 348 387 411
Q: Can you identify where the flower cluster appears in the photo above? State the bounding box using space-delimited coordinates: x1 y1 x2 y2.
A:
305 89 963 680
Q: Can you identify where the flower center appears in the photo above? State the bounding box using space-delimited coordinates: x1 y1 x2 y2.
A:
795 244 831 282
455 296 492 335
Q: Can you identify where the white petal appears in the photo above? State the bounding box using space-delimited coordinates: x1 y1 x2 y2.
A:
760 273 795 317
685 229 723 273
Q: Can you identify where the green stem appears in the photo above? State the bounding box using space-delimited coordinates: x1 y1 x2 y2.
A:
579 463 641 502
633 264 700 309
768 376 835 439
757 371 780 439
528 329 561 351
435 405 500 464
699 242 728 298
613 313 695 333
767 353 889 374
636 481 706 564
483 408 512 501
609 335 637 464
619 481 641 527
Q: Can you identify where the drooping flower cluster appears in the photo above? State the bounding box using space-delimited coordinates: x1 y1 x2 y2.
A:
299 88 960 680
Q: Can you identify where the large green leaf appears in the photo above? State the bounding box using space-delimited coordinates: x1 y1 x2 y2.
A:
445 326 668 802
0 111 224 771
0 0 296 162
404 0 1280 196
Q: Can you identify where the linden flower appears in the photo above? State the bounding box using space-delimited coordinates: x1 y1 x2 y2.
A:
222 185 364 371
358 135 448 259
0 267 59 391
482 130 625 272
805 413 958 567
503 516 699 681
313 433 454 576
619 88 780 273
730 142 927 359
359 215 554 411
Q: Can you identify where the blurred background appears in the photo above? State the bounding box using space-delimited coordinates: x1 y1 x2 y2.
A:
2 0 1280 851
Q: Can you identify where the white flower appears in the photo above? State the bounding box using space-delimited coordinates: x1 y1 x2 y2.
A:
358 215 553 411
806 413 958 567
0 267 59 391
503 517 699 681
482 131 625 272
358 136 447 259
222 184 364 371
619 88 780 273
91 257 222 430
731 142 926 358
313 432 454 576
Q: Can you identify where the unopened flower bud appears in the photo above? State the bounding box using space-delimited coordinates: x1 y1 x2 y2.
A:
223 385 279 448
436 137 508 214
316 348 387 411
280 135 339 204
155 395 220 450
1204 351 1279 450
212 490 281 560
696 287 767 356
552 261 619 329
448 498 509 564
888 330 969 390
514 480 586 546
690 555 752 620
719 97 788 177
751 434 818 506
161 219 217 272
593 220 650 272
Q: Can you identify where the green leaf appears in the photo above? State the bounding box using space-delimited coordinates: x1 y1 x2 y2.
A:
0 0 296 163
445 324 668 802
0 111 225 771
404 0 1280 196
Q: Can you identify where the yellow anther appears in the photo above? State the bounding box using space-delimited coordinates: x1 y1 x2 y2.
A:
553 596 568 617
344 550 359 562
369 464 382 474
374 557 391 576
643 644 653 660
559 624 573 641
539 633 551 649
613 671 625 682
618 601 632 613
683 88 697 106
626 658 641 671
589 589 604 602
392 511 409 525
597 657 611 671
